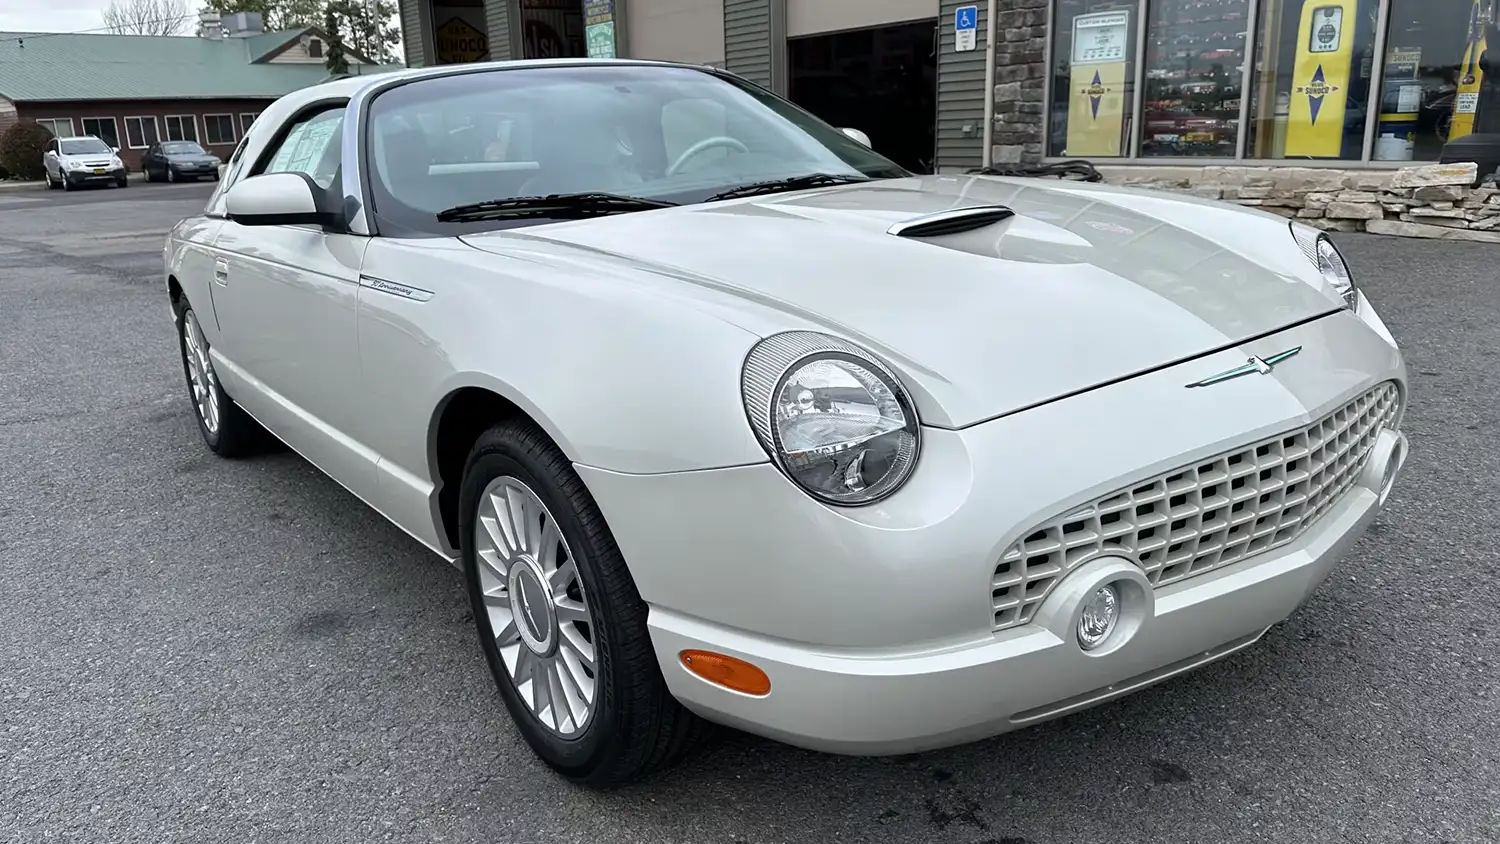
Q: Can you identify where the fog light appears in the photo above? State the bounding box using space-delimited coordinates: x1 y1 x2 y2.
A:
1077 584 1120 650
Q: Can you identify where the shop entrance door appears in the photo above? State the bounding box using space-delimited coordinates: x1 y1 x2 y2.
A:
788 20 939 173
520 0 589 58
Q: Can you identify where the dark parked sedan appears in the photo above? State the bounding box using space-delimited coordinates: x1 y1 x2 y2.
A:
143 141 223 183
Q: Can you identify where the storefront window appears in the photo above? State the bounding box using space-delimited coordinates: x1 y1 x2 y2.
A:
1140 0 1252 156
1372 0 1492 160
1048 0 1139 157
1246 0 1380 159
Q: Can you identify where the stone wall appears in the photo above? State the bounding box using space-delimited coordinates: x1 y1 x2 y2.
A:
1095 162 1500 243
991 0 1048 165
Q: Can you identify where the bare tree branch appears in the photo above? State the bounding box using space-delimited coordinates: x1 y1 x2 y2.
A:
102 0 192 36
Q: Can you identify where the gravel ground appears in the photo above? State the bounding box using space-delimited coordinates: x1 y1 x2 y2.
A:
1 185 1497 844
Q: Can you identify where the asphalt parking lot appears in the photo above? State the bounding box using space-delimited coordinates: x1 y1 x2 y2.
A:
2 184 1497 844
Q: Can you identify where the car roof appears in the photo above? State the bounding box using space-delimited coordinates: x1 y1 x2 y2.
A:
281 58 723 111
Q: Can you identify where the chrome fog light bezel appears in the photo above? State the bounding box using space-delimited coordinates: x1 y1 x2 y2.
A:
1030 555 1153 657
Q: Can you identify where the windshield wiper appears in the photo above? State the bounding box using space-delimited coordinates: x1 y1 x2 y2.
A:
704 173 873 202
436 192 678 223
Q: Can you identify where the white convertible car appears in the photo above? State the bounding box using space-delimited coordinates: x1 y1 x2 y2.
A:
164 59 1410 788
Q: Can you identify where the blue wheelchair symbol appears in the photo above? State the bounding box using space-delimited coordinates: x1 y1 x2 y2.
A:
955 6 978 30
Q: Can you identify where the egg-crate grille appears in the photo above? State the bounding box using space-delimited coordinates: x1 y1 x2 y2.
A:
991 382 1401 631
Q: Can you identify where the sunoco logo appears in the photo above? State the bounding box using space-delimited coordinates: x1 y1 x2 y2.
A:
1295 65 1340 124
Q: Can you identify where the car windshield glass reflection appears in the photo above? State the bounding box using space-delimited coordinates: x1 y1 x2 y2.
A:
365 64 909 235
163 142 207 155
61 139 112 155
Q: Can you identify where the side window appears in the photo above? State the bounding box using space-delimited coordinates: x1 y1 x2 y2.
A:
258 107 346 190
205 134 252 215
662 98 728 168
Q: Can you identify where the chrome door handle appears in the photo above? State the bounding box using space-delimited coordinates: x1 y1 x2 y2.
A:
213 258 229 285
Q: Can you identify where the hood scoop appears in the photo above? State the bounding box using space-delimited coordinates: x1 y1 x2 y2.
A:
886 205 1015 238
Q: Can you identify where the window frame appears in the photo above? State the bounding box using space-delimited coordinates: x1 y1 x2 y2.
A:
163 114 200 143
80 117 120 149
1039 0 1401 166
239 112 259 136
203 113 238 146
36 118 75 138
123 115 160 150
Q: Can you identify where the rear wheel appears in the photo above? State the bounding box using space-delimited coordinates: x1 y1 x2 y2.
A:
459 421 708 788
176 301 265 457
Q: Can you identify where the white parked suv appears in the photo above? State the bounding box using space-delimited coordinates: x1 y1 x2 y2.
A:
42 135 128 190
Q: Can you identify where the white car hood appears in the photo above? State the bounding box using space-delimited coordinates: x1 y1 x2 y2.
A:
460 174 1342 428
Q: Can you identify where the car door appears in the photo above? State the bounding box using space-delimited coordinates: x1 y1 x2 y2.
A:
209 104 377 497
42 139 57 178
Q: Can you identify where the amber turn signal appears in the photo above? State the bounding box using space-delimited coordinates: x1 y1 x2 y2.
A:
679 650 771 696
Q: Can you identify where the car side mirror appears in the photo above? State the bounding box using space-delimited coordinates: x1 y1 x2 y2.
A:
111 146 119 154
840 127 873 148
225 172 339 228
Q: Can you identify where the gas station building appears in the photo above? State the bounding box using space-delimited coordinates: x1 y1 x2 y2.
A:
397 0 1497 173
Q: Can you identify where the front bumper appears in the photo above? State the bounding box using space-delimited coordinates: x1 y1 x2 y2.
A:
576 308 1407 755
170 164 217 178
65 167 125 184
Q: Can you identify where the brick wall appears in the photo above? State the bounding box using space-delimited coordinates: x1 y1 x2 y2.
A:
17 98 278 170
991 0 1048 165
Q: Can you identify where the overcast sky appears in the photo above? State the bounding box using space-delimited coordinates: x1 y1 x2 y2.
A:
0 0 403 45
0 0 123 33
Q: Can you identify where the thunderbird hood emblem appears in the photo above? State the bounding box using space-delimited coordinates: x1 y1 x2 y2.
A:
1186 347 1302 388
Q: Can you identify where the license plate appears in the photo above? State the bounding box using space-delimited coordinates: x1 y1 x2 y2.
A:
93 168 107 174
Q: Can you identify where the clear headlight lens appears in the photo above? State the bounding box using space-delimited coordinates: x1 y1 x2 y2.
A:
66 159 85 170
1291 222 1358 309
742 333 920 505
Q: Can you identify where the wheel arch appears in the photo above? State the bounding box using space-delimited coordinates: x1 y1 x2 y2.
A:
427 375 580 552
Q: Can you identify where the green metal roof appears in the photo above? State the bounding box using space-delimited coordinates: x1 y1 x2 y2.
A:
0 31 403 103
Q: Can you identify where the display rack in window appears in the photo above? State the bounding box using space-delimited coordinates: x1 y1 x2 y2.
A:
1141 0 1250 156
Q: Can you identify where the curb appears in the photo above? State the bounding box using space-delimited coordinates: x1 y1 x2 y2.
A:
0 172 155 192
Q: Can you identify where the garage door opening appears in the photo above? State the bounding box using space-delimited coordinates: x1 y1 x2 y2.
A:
789 21 938 174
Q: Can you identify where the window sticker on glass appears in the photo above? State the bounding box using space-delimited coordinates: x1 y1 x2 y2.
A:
1308 7 1343 53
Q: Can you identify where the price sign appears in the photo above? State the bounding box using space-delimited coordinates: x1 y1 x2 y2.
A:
1071 11 1129 66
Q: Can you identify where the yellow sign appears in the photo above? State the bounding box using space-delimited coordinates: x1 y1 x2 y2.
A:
1065 10 1130 157
1449 0 1491 140
1284 0 1358 157
436 16 489 64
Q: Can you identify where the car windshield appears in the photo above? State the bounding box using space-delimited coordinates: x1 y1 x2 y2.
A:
163 142 207 155
60 138 112 155
365 64 909 235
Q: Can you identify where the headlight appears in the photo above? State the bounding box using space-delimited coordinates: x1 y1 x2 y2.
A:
66 159 85 170
1291 222 1357 309
741 332 920 505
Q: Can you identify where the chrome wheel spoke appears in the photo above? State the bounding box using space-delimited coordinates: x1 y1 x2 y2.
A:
547 560 577 598
537 520 562 572
559 623 596 673
554 597 589 624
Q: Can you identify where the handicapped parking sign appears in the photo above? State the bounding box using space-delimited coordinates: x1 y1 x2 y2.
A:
955 5 978 52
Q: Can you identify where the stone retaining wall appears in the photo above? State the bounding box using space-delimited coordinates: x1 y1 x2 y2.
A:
1095 162 1500 243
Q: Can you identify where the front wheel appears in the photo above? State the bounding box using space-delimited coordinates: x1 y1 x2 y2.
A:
459 421 708 788
176 302 264 457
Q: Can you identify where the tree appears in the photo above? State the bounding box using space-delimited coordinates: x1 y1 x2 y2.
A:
0 122 56 181
337 0 399 64
322 6 350 75
211 0 324 32
102 0 191 35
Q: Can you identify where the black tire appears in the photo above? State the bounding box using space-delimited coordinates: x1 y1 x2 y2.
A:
174 300 265 458
167 167 177 183
115 176 128 188
459 420 709 788
61 176 72 192
145 166 156 183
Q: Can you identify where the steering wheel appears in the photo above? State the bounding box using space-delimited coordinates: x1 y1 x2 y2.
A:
666 136 750 176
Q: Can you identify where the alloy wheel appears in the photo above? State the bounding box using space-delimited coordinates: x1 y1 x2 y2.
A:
474 476 597 737
182 311 221 435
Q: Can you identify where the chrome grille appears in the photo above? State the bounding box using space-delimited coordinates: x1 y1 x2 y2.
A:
991 382 1401 631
